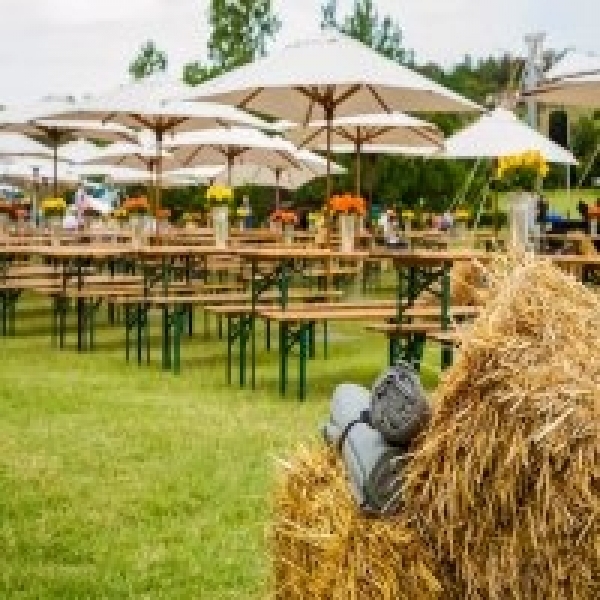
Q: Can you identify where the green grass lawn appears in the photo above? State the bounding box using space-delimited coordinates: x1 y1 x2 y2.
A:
0 294 440 598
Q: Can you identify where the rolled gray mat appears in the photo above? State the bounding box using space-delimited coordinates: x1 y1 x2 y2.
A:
322 383 407 514
370 362 430 445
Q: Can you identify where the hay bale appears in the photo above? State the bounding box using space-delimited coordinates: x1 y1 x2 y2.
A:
404 255 600 599
271 446 452 600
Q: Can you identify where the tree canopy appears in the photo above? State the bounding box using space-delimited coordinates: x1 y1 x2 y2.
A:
128 40 168 80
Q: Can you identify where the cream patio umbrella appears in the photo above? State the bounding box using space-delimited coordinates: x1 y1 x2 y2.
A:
43 74 272 211
58 139 102 165
0 102 137 197
163 127 301 186
182 32 480 201
441 108 577 163
212 148 346 207
283 112 443 195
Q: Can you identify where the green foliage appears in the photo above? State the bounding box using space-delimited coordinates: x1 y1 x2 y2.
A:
208 0 281 71
182 61 223 86
320 0 412 65
128 40 168 80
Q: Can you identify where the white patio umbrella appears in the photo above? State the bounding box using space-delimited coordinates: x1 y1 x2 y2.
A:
542 51 600 81
44 74 272 209
58 139 102 165
0 102 137 197
0 133 54 160
283 112 443 194
441 108 577 164
164 127 301 186
0 158 80 187
84 142 177 171
164 165 224 185
212 149 346 203
182 32 480 199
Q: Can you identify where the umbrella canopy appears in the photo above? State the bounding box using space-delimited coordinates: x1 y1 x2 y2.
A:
283 112 443 194
182 32 480 198
324 144 440 157
0 133 54 160
165 166 224 184
84 142 177 172
441 108 577 164
58 139 102 165
524 71 600 108
213 148 346 194
164 127 300 184
543 51 600 81
0 102 137 197
0 158 80 186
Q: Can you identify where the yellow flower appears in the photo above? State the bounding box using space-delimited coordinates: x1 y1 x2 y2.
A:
206 185 234 204
401 210 415 220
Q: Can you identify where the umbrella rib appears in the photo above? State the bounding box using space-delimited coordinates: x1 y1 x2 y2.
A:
332 84 362 109
335 127 357 144
238 87 264 109
297 126 326 149
406 125 444 148
366 85 392 113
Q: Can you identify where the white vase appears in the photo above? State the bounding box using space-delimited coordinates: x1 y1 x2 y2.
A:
509 192 535 251
130 214 146 247
283 223 295 245
212 205 229 249
591 218 598 237
339 213 356 253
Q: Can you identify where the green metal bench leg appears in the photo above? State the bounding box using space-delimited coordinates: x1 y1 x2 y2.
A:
309 322 315 359
59 296 67 350
441 264 452 369
218 315 223 339
125 305 131 363
145 309 151 365
240 317 247 388
1 292 6 336
323 321 328 360
203 309 209 339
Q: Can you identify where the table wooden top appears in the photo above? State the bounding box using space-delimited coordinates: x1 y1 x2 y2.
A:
232 247 369 261
368 249 490 264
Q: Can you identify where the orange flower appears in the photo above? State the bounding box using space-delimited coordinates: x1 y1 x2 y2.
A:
155 208 171 220
123 197 149 215
271 210 298 225
328 193 366 216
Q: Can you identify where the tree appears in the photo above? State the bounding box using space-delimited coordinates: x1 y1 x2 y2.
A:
207 0 281 71
129 40 168 80
320 0 412 65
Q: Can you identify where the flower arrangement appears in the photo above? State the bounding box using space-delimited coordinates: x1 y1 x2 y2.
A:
454 209 471 222
206 184 234 206
237 206 250 219
112 208 129 222
183 211 203 223
123 196 149 216
495 151 549 192
41 197 67 218
14 208 27 221
328 193 366 216
271 209 298 225
155 208 171 221
401 210 415 221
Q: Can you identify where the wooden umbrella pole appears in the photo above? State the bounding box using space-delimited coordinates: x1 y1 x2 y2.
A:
53 141 58 199
325 105 333 246
355 137 362 197
227 153 233 186
275 168 281 209
155 130 163 233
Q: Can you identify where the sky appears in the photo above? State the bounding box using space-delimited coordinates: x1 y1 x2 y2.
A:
0 0 598 105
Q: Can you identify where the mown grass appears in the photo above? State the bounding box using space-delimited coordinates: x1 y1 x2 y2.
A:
0 294 440 598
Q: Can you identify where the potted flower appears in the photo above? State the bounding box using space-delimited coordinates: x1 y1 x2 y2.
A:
328 193 366 252
123 196 149 242
155 208 171 233
271 210 298 244
237 206 250 231
112 207 129 229
495 151 549 249
453 208 471 239
0 200 12 232
206 184 233 248
41 197 67 238
183 211 203 229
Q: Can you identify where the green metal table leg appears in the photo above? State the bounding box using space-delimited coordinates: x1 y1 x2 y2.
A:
218 315 223 339
59 295 67 350
187 304 193 337
1 292 6 336
125 305 131 362
173 306 183 374
265 318 271 351
309 322 315 359
240 316 247 388
299 323 309 401
227 316 232 385
251 259 258 390
203 309 209 339
279 322 288 397
441 263 453 368
137 304 144 366
162 306 171 370
323 321 328 360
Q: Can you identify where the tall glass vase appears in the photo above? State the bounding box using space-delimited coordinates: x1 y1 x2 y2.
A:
212 205 229 249
509 192 535 251
339 213 356 253
283 223 295 245
130 214 146 248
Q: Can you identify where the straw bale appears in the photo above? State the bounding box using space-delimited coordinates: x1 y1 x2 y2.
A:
404 254 600 599
271 446 453 600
